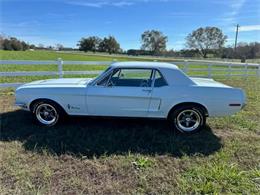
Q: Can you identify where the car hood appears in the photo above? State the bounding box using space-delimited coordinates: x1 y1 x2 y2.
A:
190 77 231 88
19 78 93 88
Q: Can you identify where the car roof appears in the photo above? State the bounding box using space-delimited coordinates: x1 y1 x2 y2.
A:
110 61 179 70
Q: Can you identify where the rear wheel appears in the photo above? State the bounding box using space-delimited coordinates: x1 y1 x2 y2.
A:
169 105 206 134
33 101 61 126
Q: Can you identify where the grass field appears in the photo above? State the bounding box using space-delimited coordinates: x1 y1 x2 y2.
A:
1 50 259 62
0 77 259 194
1 50 260 193
0 50 259 84
0 50 149 61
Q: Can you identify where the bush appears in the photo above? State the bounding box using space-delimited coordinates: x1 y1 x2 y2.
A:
0 36 31 51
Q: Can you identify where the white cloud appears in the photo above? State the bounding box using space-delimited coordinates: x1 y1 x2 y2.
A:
217 0 246 26
67 0 134 8
168 40 185 50
239 25 260 31
112 1 133 6
168 12 201 17
67 1 106 8
66 0 172 8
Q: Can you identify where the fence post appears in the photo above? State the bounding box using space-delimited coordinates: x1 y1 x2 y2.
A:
258 64 260 77
207 63 212 78
184 60 188 74
244 63 248 77
57 58 63 78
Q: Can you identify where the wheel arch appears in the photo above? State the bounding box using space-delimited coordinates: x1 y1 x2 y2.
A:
167 102 208 119
29 98 67 114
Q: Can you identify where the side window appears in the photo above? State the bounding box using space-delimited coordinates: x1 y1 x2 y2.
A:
154 70 167 87
109 68 153 87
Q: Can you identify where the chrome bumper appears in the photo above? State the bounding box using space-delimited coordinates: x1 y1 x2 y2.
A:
15 103 29 110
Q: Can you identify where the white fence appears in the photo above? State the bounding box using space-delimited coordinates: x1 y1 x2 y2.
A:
0 58 260 88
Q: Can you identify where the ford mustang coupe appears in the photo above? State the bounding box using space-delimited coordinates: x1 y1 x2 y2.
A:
15 62 246 133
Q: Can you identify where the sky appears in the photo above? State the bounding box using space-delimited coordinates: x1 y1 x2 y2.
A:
0 0 260 50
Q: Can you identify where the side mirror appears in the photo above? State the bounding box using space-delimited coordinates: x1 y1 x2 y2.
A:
107 80 114 87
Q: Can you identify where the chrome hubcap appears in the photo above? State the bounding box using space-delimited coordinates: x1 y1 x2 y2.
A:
36 104 57 125
176 109 201 132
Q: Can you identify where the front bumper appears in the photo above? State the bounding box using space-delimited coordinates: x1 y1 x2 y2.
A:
15 103 29 110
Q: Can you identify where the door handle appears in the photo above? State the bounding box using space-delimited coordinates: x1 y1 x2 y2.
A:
142 89 152 93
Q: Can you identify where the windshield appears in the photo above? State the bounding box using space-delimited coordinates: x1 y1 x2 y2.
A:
89 66 112 85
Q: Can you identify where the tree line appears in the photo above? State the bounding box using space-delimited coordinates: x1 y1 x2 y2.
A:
1 26 260 60
77 36 121 54
0 36 73 51
0 36 35 51
77 27 259 59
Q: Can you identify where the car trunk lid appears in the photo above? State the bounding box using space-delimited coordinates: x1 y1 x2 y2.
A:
190 77 231 88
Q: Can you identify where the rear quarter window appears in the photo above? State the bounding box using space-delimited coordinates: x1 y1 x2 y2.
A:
154 70 168 87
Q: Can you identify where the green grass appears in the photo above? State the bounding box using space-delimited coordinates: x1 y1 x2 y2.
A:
0 50 144 61
1 50 259 63
0 75 100 83
1 50 259 84
1 51 260 194
0 78 260 194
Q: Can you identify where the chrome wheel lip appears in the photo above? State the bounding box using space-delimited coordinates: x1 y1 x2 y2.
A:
176 109 201 132
35 103 58 125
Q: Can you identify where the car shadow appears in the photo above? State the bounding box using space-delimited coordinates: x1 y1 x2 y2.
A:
0 110 222 158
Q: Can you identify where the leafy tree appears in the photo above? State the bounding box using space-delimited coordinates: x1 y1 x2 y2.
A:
186 27 227 58
38 44 45 49
2 39 13 50
0 37 30 51
10 37 23 50
236 42 260 59
99 36 120 54
21 41 29 50
0 35 4 49
47 45 54 50
127 49 152 56
220 42 260 60
141 30 168 55
221 47 233 59
78 36 101 52
56 44 64 51
29 44 36 49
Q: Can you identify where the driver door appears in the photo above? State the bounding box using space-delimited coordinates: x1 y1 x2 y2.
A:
86 68 153 117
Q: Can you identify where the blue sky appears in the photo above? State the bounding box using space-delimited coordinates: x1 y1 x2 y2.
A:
1 0 260 50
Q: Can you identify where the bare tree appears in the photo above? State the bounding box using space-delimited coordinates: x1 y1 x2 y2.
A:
186 27 227 58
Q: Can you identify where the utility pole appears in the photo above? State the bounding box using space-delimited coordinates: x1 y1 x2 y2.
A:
234 24 240 53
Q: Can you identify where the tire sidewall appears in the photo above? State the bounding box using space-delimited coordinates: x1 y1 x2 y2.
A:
170 106 205 134
33 101 60 126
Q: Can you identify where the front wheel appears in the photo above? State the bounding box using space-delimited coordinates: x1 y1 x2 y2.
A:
169 106 206 134
33 101 60 126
